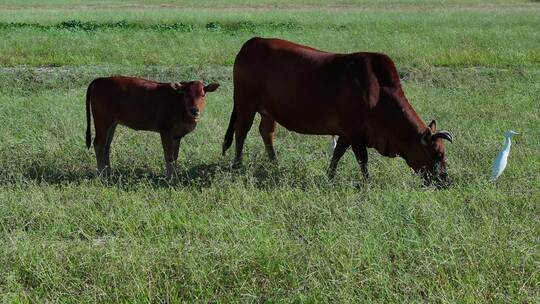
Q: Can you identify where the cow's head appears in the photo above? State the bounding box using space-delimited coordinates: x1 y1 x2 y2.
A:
407 120 453 187
171 81 220 121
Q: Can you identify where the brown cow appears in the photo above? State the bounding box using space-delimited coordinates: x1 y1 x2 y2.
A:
222 37 453 185
85 76 219 177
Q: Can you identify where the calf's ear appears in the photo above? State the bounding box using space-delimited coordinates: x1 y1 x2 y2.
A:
171 82 185 92
204 83 220 93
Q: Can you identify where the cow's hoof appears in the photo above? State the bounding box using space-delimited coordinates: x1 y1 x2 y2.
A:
232 160 242 170
96 167 111 178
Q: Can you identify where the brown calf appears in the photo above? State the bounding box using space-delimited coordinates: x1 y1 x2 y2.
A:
222 37 452 185
85 76 219 177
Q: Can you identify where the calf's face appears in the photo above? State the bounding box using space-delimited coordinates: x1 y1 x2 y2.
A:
171 81 220 120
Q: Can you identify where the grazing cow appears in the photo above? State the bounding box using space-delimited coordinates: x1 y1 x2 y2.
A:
85 76 219 177
222 37 453 185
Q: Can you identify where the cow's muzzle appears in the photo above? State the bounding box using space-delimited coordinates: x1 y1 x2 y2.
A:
190 108 200 118
421 168 450 189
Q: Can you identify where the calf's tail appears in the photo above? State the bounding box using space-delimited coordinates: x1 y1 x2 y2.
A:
85 81 94 149
222 104 236 155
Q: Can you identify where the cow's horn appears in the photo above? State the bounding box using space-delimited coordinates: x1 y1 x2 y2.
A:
432 130 453 143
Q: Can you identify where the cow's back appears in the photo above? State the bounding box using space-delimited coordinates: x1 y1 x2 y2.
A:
234 38 331 95
233 38 396 136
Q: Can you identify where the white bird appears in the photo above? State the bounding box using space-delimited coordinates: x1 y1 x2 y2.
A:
491 130 519 181
328 135 337 155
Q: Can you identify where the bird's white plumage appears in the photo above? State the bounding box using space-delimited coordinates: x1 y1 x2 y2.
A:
491 130 518 181
328 135 337 155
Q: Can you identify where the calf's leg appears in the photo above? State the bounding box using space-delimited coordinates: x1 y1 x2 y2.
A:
259 114 277 162
160 133 177 179
173 138 181 162
327 136 350 178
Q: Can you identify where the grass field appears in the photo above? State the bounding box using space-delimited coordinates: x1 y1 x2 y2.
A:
0 0 539 302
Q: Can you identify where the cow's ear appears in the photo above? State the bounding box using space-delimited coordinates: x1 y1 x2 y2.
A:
421 127 432 146
428 120 437 132
171 82 185 92
204 83 220 93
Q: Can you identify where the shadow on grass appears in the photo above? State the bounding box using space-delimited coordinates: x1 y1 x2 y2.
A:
0 161 231 189
0 158 367 191
0 160 328 190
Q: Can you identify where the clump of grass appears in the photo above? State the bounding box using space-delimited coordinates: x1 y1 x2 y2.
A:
0 19 300 33
152 22 194 31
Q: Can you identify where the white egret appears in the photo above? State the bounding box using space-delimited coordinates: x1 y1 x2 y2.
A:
328 135 337 155
491 130 519 181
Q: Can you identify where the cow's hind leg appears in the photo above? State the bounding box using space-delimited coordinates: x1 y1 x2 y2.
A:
259 113 277 162
351 140 369 180
93 120 113 176
103 123 117 175
327 136 350 178
233 110 256 168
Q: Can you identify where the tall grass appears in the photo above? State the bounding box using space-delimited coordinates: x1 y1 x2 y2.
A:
0 8 538 67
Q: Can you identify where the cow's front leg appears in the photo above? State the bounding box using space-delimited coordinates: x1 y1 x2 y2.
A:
173 138 182 162
351 141 369 180
327 136 350 179
160 132 177 179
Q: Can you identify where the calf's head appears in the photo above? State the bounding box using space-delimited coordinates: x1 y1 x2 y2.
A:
171 81 220 121
407 120 453 187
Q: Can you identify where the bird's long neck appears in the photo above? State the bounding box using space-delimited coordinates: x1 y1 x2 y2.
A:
503 137 512 151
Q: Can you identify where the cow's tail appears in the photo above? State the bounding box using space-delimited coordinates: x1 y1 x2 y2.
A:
222 104 236 155
85 81 94 149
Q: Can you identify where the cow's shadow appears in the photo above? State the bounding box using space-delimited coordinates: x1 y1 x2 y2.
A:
2 158 343 190
3 163 95 185
1 161 233 189
175 162 232 188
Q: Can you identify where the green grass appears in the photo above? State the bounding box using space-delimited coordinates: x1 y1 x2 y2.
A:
0 3 539 67
0 1 539 302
